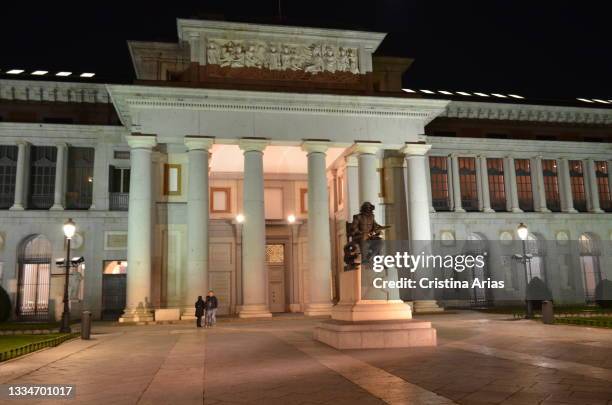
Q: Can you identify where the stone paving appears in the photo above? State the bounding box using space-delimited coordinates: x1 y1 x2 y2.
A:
1 311 612 404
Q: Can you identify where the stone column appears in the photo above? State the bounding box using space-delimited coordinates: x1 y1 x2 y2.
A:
533 156 550 212
355 142 382 219
120 134 156 323
587 159 604 213
302 141 333 316
50 143 67 210
559 158 577 213
478 155 494 213
344 155 360 218
451 154 465 212
506 156 523 213
238 139 272 318
10 141 28 211
182 137 214 318
402 144 442 313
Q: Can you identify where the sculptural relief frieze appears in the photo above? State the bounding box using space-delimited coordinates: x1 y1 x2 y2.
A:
205 38 360 75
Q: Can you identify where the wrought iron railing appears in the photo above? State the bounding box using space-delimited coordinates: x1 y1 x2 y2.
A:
65 192 92 210
109 192 129 211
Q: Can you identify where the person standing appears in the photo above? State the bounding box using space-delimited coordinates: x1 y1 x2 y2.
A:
195 296 205 328
205 290 218 328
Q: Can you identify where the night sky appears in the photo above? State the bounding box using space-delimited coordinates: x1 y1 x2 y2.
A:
1 1 610 101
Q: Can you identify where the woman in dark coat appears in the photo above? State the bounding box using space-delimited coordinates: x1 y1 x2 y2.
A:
195 296 205 328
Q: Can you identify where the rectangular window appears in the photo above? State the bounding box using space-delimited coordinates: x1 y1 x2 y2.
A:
429 156 450 211
458 157 478 211
0 145 17 209
300 188 308 214
486 158 506 211
108 166 130 211
163 164 182 196
569 160 587 212
595 161 611 212
113 150 130 160
66 147 94 210
542 160 561 212
514 159 534 212
28 146 56 210
210 187 231 213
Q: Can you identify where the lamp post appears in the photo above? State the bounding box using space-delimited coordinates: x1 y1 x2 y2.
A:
60 218 76 333
516 222 533 319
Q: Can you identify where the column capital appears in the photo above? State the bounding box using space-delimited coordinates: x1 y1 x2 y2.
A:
401 143 431 156
239 138 269 152
184 136 214 151
351 141 381 155
126 134 157 149
301 140 330 154
15 140 29 147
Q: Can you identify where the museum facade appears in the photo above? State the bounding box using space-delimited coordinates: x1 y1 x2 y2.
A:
0 19 611 321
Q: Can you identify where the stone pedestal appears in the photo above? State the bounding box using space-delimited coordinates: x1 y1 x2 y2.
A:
314 319 436 350
315 266 437 349
413 300 445 313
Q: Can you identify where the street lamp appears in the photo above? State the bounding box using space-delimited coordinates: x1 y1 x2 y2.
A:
517 222 533 319
60 218 76 333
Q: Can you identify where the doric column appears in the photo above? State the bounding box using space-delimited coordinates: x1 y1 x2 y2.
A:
302 141 333 316
120 134 156 323
478 155 493 213
451 154 465 212
586 159 603 213
238 139 272 318
533 156 550 212
344 154 360 218
559 158 577 213
183 136 214 316
10 141 28 211
50 143 67 210
505 156 523 213
401 143 432 241
354 142 383 220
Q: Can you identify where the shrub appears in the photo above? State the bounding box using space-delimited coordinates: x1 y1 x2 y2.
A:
0 286 11 323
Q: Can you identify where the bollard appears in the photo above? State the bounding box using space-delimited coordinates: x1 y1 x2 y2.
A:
81 311 92 340
542 301 554 324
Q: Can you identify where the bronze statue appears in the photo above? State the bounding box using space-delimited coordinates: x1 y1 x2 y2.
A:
344 202 390 271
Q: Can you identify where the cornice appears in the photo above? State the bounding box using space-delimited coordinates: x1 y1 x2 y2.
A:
0 79 110 104
106 84 449 129
441 100 612 125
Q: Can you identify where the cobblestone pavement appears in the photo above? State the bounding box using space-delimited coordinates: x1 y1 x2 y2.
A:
2 311 612 404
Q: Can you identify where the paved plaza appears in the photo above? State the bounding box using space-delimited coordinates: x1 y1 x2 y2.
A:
2 311 612 404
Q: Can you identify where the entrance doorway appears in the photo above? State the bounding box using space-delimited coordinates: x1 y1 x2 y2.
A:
102 260 127 320
579 234 601 303
266 243 287 313
17 235 52 320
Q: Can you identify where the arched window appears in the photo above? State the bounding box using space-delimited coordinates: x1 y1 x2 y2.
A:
466 233 491 306
526 233 546 283
17 235 52 320
579 233 601 303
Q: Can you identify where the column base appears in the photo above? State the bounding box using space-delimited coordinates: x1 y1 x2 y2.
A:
454 208 466 213
119 308 154 323
50 204 64 211
482 208 495 213
564 208 578 213
590 208 604 214
331 300 412 322
413 300 445 313
238 304 272 318
538 208 551 213
304 302 333 317
511 207 523 213
9 204 24 211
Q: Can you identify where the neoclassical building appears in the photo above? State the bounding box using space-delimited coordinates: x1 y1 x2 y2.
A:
0 19 611 321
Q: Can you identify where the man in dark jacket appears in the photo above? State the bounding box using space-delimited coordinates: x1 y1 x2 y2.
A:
195 296 205 328
205 290 218 328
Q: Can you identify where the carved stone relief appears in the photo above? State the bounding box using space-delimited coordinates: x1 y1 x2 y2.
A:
205 38 360 74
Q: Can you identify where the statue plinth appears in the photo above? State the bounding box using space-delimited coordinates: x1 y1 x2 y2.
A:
314 202 437 349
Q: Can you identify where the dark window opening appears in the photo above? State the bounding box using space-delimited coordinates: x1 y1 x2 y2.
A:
458 157 478 211
595 161 611 212
570 160 587 212
542 160 561 212
65 147 94 210
429 156 450 211
487 158 506 211
109 166 130 211
28 146 56 210
515 159 534 212
0 145 18 209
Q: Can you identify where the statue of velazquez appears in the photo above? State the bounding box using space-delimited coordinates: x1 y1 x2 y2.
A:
344 202 389 271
